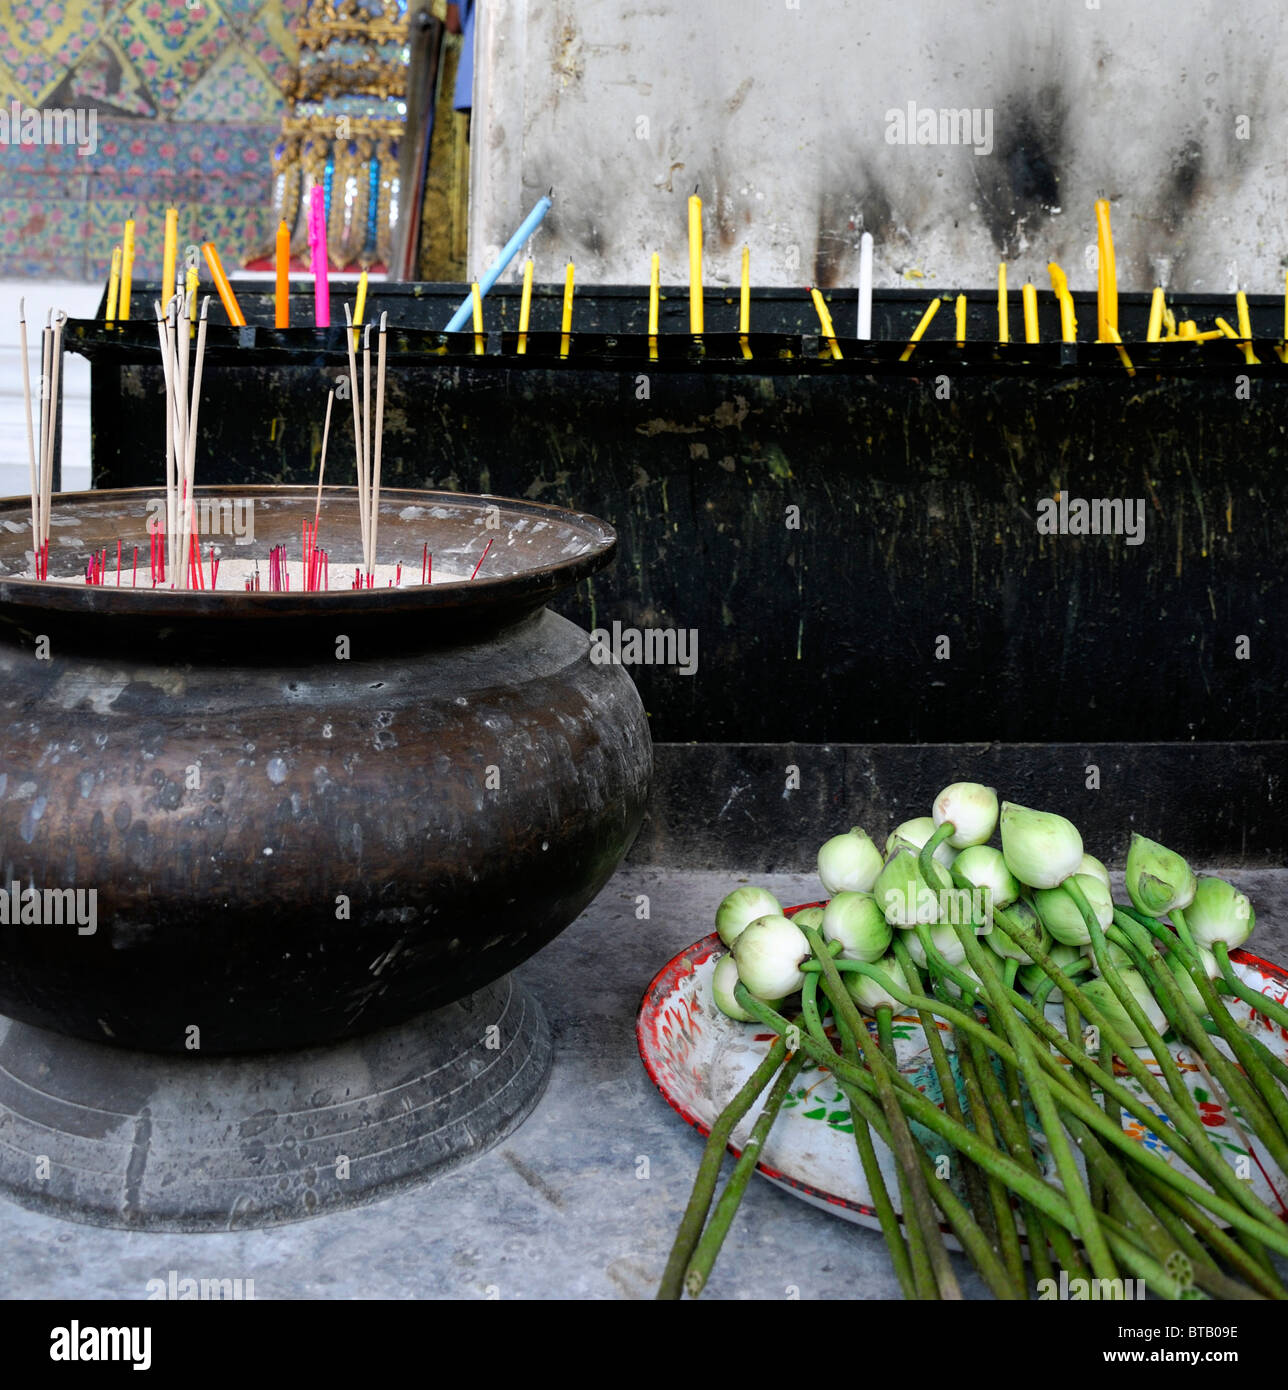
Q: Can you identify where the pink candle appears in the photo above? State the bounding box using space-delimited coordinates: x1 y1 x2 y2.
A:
309 186 330 328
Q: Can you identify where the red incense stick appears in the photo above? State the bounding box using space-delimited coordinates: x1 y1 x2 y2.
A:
469 538 493 580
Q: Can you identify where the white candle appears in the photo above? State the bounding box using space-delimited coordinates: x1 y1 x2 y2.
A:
857 231 874 339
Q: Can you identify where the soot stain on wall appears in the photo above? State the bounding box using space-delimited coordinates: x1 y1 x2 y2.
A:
974 85 1068 256
813 168 896 288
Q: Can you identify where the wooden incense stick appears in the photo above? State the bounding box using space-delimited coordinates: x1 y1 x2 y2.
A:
315 388 335 527
369 313 387 577
342 303 368 573
154 302 179 582
41 312 65 559
38 314 51 556
181 298 211 588
175 292 191 484
170 302 189 578
362 323 373 574
18 300 39 562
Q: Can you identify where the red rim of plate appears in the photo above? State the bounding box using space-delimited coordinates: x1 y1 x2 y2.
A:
635 901 1288 1225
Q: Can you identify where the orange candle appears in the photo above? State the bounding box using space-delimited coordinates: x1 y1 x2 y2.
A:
275 220 290 328
201 242 246 326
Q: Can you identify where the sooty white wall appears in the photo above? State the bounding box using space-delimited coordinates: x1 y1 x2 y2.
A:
469 0 1287 295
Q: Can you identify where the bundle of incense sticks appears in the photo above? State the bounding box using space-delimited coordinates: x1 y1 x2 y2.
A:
19 300 66 580
343 306 389 580
153 293 211 589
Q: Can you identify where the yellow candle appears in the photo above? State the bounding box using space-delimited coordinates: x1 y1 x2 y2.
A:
997 262 1008 343
185 263 198 334
1094 198 1117 342
739 245 750 334
518 258 534 355
954 293 966 345
809 287 842 360
1022 283 1039 343
1235 290 1259 364
471 280 484 355
1179 320 1199 340
1146 287 1164 342
560 260 575 358
648 251 659 362
119 215 135 322
1106 323 1135 376
739 244 752 359
687 191 703 334
162 207 178 305
105 245 122 324
1283 270 1288 343
1235 290 1252 341
1046 262 1076 342
900 297 942 362
353 268 368 348
1163 304 1177 338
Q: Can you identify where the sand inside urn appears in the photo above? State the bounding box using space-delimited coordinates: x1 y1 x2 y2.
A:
12 556 474 590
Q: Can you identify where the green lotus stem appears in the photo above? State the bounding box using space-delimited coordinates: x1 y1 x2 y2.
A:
815 989 1022 1301
1110 908 1288 1172
960 1021 1086 1287
933 822 1111 1278
801 970 826 1049
738 983 1288 1260
817 980 919 1299
1128 1175 1269 1301
1172 905 1288 1154
683 1047 808 1298
916 912 1287 1251
778 966 1288 1259
895 921 979 1000
1097 1215 1206 1301
1115 902 1200 970
657 1032 791 1299
889 934 1003 1262
803 973 933 1299
976 888 1280 1230
1062 989 1108 1214
1137 1171 1288 1301
1213 939 1288 1033
952 924 1122 1289
927 844 1279 1229
1061 1109 1193 1289
1241 1026 1288 1092
817 976 1011 1299
811 952 1252 1211
1033 995 1288 1256
1032 956 1091 1009
797 924 962 1300
732 984 1090 1243
982 938 1283 1230
1066 877 1203 1118
1105 922 1157 977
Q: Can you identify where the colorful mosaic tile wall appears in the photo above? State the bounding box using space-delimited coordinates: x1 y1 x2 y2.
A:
0 0 299 284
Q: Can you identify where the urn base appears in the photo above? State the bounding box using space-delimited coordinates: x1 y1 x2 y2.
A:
0 973 550 1231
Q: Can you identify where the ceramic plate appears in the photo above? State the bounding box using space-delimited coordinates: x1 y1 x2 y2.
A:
637 907 1288 1229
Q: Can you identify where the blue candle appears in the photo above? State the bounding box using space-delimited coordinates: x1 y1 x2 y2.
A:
444 194 553 332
